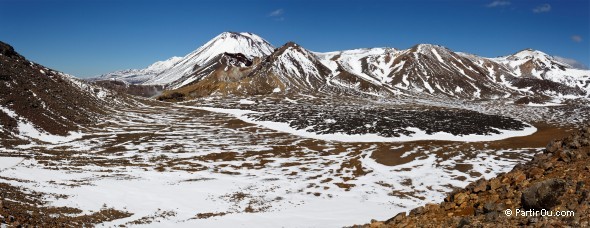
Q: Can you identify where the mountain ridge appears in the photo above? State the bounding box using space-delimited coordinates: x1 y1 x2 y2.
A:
93 32 590 100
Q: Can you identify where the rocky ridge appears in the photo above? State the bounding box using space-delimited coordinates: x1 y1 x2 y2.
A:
356 127 590 227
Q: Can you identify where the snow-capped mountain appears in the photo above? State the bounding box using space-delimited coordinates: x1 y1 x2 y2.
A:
95 56 182 84
159 42 333 99
144 32 275 85
373 44 514 97
252 42 331 92
493 49 590 96
98 31 589 100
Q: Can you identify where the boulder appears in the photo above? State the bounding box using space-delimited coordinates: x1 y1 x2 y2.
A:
490 178 501 190
473 180 487 193
385 211 406 224
546 140 563 153
454 192 469 205
521 178 567 210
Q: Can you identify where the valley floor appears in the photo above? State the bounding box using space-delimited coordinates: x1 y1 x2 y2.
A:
0 95 587 227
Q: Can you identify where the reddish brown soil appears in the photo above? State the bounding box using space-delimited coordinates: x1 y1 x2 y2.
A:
371 124 573 167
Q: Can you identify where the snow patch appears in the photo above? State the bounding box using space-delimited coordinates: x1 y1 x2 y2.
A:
239 99 255 105
0 157 24 170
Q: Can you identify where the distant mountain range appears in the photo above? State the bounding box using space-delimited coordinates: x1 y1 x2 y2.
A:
94 32 590 100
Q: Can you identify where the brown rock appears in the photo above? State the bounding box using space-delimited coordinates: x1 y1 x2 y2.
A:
546 140 563 153
409 206 424 216
521 178 567 210
474 180 487 193
442 201 453 210
489 194 500 203
528 167 544 179
557 150 576 163
424 203 440 213
455 206 475 216
369 220 386 228
513 171 527 183
454 192 469 205
506 190 515 198
490 178 501 190
568 139 581 149
385 211 406 224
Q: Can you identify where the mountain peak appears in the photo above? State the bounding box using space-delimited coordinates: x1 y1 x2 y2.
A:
143 32 275 85
409 43 452 56
284 41 298 47
511 49 550 60
274 42 310 56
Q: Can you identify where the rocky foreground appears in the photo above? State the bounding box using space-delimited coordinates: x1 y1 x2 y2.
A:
356 127 590 227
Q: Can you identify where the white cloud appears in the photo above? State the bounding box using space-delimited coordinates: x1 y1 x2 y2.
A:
269 9 283 17
533 4 551 13
571 35 583 43
554 56 588 69
486 0 511 8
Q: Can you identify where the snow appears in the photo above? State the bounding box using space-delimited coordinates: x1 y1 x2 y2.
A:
422 79 435 94
0 105 84 144
315 48 395 86
96 56 182 84
145 32 275 85
0 157 24 170
272 46 323 89
17 122 84 144
238 99 255 105
0 106 17 118
526 102 564 107
0 100 547 227
273 87 281 93
431 48 445 63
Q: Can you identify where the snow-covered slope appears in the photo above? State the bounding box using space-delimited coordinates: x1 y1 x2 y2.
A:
95 56 182 84
316 48 398 86
144 32 275 85
259 42 331 92
492 49 590 96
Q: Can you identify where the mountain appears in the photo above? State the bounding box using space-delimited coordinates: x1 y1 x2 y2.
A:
144 32 275 85
159 42 335 100
94 56 182 84
247 41 332 93
100 32 590 100
0 41 113 146
493 49 590 96
318 44 516 98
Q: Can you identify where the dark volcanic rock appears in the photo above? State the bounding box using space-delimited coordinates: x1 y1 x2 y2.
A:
521 178 567 210
0 40 109 146
93 80 164 98
247 105 529 138
0 41 18 57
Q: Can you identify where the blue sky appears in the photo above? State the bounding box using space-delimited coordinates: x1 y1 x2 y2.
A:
1 0 588 77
